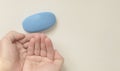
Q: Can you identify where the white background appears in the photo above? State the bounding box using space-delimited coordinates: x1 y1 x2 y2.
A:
0 0 120 71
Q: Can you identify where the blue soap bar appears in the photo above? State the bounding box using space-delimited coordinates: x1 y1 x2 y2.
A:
22 12 56 33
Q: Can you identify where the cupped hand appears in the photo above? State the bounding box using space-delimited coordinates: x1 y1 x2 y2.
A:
23 34 64 71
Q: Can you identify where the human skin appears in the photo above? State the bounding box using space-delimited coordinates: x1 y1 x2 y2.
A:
23 34 64 71
0 31 64 71
0 31 26 71
0 31 43 71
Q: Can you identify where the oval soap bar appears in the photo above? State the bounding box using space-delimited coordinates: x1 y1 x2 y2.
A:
22 12 56 33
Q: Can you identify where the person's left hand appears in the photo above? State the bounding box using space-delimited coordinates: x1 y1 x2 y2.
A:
0 31 27 71
0 31 41 71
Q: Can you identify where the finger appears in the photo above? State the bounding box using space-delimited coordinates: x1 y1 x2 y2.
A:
4 31 25 42
34 36 41 56
19 33 41 44
19 33 41 49
19 34 34 44
16 42 27 54
40 33 47 57
27 38 35 56
54 50 64 65
45 38 54 60
23 42 29 49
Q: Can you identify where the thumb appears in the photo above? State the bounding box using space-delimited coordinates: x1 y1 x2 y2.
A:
4 31 25 42
54 50 64 65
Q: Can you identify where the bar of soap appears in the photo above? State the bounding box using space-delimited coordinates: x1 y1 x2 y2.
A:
22 12 56 33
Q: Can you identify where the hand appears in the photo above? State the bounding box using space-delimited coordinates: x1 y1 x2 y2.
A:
23 34 64 71
0 31 26 71
0 31 64 71
0 31 42 71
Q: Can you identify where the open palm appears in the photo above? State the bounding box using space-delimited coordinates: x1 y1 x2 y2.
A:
23 34 64 71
